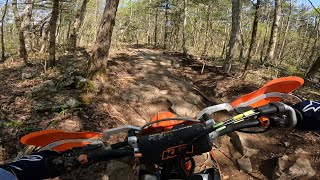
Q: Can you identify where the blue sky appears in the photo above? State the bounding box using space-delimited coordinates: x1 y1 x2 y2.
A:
297 0 320 7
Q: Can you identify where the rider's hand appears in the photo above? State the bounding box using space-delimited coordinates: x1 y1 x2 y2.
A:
292 100 320 130
7 150 61 180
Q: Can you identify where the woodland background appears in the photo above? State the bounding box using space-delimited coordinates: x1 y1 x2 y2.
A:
0 0 319 179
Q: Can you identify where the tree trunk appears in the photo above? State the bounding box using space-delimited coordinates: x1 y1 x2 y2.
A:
263 0 282 64
87 0 120 77
238 22 245 62
147 0 152 44
154 7 159 46
21 0 33 51
1 0 9 62
305 24 319 66
48 0 60 67
277 0 292 65
40 22 49 53
220 25 228 58
300 18 319 63
12 0 30 65
260 0 271 63
222 0 241 73
243 0 261 74
68 0 89 49
56 7 63 44
182 0 187 55
163 0 169 49
202 4 211 57
305 56 320 79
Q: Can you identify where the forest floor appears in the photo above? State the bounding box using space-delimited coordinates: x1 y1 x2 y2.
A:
0 44 319 179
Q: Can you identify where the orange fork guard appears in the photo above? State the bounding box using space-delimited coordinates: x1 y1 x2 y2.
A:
230 76 304 108
21 130 102 151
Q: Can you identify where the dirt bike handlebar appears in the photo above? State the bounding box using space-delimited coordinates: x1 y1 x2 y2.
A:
52 102 298 173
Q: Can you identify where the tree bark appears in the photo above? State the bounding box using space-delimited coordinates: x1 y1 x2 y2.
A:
12 0 30 65
154 6 159 46
147 0 152 45
87 0 120 77
21 0 33 51
260 0 271 63
305 56 320 79
1 0 9 62
48 0 60 67
222 0 241 73
68 0 89 49
277 0 292 65
238 22 245 62
243 0 261 74
163 0 169 49
263 0 282 64
202 4 211 57
40 22 49 53
182 0 187 55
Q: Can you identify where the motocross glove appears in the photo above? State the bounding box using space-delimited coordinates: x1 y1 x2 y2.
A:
292 100 320 130
3 150 61 180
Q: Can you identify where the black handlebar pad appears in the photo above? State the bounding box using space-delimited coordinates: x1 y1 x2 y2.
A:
138 123 212 163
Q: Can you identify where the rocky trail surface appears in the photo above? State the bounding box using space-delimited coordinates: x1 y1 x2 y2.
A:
0 45 319 179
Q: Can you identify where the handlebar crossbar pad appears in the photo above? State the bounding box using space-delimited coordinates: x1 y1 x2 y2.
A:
138 124 212 163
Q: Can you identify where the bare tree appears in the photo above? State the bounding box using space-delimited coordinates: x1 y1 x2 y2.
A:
87 0 120 77
182 0 187 55
164 0 169 49
40 22 50 53
48 0 60 66
243 0 261 75
305 56 320 79
1 0 9 62
222 0 241 73
21 0 33 51
260 0 271 63
12 0 30 65
154 4 159 46
263 0 282 64
68 0 89 49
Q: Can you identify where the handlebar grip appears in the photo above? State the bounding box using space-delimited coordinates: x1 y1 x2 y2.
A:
256 102 297 128
80 144 133 165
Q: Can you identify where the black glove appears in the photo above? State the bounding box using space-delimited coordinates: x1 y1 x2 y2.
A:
292 100 320 130
7 150 61 180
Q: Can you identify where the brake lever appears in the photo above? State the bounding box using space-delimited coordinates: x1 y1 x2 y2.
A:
51 143 106 174
51 156 80 173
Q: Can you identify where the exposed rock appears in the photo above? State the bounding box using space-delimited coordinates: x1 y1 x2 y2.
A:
21 72 33 79
74 76 87 89
294 148 309 155
245 148 259 157
33 101 55 111
283 141 291 147
228 132 247 155
65 98 82 108
170 100 199 117
159 90 169 95
29 80 56 96
101 160 132 180
273 155 315 179
237 156 252 173
289 157 315 178
57 76 87 90
58 77 75 89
